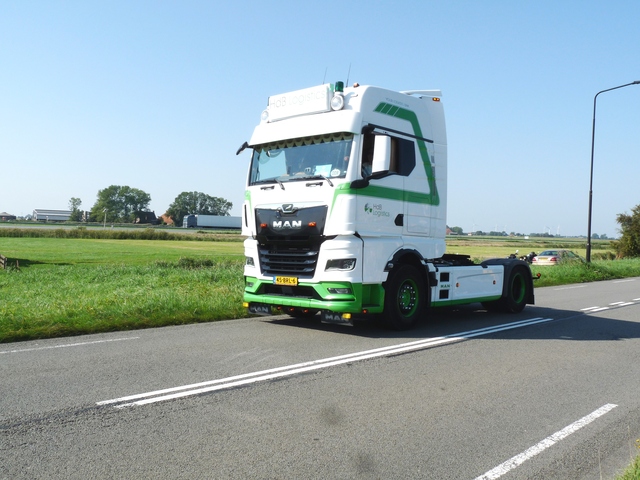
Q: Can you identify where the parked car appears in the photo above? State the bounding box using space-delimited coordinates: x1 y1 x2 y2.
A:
532 249 584 266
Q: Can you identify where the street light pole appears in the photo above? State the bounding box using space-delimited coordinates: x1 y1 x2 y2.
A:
586 80 640 262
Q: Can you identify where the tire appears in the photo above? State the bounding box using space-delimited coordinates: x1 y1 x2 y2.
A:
383 264 426 330
501 266 529 313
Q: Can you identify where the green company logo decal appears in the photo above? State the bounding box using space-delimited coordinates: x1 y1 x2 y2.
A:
364 202 390 217
373 102 440 206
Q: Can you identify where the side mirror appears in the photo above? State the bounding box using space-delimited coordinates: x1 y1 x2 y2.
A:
236 141 249 155
372 135 391 173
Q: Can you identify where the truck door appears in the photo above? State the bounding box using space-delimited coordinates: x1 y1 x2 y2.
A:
355 133 404 237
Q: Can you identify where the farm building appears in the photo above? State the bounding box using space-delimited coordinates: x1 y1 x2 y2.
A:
0 212 17 221
32 209 72 222
133 211 160 225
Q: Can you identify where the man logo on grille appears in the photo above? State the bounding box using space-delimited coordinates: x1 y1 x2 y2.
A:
272 220 302 229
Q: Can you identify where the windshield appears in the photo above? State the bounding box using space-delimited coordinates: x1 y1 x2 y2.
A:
249 133 353 185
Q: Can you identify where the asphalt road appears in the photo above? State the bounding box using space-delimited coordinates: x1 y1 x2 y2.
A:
2 278 640 479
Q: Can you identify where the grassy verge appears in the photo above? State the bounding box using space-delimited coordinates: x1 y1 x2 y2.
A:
531 259 640 287
0 236 242 266
1 233 639 343
615 452 640 480
0 258 246 343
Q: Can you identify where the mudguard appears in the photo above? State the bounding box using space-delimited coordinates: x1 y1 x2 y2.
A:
480 258 535 305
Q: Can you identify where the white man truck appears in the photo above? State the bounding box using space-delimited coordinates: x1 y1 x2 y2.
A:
238 82 534 329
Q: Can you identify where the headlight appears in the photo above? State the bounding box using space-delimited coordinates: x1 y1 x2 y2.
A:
245 256 255 267
325 258 356 271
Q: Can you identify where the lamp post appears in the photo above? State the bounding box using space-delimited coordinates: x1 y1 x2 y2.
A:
586 80 640 262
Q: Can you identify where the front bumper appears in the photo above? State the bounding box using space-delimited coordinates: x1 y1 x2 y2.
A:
243 276 384 316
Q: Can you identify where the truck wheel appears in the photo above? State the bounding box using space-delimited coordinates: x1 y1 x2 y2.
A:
502 266 529 313
383 264 425 330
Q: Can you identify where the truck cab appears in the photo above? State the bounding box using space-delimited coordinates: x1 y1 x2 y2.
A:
239 83 533 329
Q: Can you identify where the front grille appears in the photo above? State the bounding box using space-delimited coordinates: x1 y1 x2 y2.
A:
262 284 320 299
258 243 319 277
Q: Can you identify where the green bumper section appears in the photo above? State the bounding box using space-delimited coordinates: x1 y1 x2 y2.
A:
243 276 385 314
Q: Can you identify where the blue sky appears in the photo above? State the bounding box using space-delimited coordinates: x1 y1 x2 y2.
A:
1 0 638 237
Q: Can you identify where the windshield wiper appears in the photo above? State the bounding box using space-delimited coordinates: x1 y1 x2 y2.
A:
253 178 285 190
304 175 334 187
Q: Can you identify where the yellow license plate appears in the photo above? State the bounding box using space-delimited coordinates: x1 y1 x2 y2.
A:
274 276 298 286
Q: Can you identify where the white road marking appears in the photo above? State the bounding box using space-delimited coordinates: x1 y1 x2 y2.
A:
581 299 638 314
613 279 636 283
98 317 554 408
474 403 618 480
553 285 587 291
0 337 140 355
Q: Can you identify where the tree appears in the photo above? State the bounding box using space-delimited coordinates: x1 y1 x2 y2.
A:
90 185 152 223
167 191 233 226
68 197 83 222
614 204 640 258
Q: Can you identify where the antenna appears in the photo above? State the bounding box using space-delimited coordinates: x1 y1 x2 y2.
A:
346 63 351 87
322 67 328 84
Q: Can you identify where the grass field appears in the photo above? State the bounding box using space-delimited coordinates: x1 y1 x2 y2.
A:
615 453 640 480
1 231 638 343
1 236 243 266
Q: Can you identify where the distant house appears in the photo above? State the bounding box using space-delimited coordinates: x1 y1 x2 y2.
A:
0 212 17 221
133 211 160 225
32 209 72 222
158 213 174 226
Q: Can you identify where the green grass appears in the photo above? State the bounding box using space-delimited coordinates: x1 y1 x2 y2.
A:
531 259 640 287
0 235 245 342
615 452 640 480
445 235 614 261
0 236 242 266
0 259 246 343
0 232 639 343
